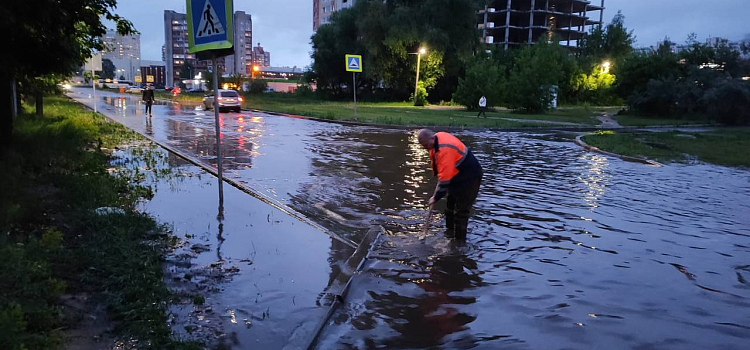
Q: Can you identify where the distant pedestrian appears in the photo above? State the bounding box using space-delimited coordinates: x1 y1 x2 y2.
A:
477 95 487 118
142 84 155 116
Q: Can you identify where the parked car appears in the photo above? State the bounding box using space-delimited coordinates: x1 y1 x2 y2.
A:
188 88 205 93
164 86 174 91
203 90 243 113
128 86 144 93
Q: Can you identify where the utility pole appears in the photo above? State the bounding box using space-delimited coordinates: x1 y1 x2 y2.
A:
212 55 224 207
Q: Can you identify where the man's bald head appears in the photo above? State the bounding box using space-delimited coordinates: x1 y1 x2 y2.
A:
417 129 435 149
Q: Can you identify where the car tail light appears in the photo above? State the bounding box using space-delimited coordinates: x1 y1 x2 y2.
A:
238 97 244 102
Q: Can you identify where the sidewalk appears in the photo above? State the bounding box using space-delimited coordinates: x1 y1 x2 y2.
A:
64 91 375 349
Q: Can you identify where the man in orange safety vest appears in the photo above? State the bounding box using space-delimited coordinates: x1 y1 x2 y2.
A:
418 129 483 240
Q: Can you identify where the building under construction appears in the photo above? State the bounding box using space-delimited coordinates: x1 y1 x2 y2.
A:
479 0 605 50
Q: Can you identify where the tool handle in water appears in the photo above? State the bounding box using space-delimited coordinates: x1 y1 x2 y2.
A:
422 204 434 235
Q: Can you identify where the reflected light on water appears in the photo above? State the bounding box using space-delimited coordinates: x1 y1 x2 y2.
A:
578 154 610 210
403 132 430 210
228 309 237 324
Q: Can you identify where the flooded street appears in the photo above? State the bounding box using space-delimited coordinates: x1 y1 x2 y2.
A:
71 89 750 349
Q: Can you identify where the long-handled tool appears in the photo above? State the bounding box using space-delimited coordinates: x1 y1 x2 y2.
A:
422 203 434 235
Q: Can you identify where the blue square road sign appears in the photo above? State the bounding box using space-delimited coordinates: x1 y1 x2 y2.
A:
345 54 363 72
187 0 234 53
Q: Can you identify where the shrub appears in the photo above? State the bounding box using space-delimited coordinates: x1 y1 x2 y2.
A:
452 58 505 110
702 79 750 125
412 81 428 106
248 79 268 94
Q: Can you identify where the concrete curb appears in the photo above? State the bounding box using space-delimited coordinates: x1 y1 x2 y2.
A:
575 134 664 167
67 96 358 249
304 226 383 350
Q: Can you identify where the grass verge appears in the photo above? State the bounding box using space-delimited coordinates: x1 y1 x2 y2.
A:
613 113 714 127
0 95 199 350
152 90 602 128
582 129 750 167
243 94 603 127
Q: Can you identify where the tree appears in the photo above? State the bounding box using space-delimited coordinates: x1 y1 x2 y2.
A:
101 58 116 80
579 12 635 76
570 63 617 105
506 41 572 112
309 0 481 101
452 58 505 109
0 1 136 145
615 39 681 99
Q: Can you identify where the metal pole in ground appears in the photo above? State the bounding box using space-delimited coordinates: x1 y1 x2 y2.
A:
352 72 357 118
92 67 97 113
414 52 421 105
212 55 224 208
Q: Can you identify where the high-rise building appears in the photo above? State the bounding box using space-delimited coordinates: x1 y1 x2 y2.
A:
252 43 271 68
102 29 141 61
164 11 196 87
313 0 356 31
479 0 605 50
225 11 253 76
312 0 605 51
102 29 142 81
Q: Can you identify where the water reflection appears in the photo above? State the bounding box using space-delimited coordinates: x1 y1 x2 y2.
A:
73 89 750 350
578 153 610 210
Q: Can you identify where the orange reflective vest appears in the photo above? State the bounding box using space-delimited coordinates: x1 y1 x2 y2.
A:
430 132 470 186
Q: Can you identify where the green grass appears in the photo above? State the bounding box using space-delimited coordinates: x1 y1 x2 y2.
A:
582 129 750 167
149 90 605 127
0 96 199 350
239 93 602 127
613 113 713 127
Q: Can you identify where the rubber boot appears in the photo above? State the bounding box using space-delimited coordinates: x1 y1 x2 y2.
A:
444 212 455 238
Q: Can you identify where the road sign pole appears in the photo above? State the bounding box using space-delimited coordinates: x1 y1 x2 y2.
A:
352 72 357 118
92 67 97 113
212 55 224 208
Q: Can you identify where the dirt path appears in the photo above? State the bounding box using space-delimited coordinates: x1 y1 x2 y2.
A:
597 113 622 128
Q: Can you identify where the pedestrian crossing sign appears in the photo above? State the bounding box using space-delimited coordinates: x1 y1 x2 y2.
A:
134 75 142 83
345 54 363 72
187 0 234 54
146 75 155 83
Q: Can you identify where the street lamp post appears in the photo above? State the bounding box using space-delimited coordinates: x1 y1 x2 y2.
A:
413 47 426 106
252 65 260 79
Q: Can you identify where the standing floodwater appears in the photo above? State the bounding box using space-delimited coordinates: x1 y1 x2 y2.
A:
70 89 750 349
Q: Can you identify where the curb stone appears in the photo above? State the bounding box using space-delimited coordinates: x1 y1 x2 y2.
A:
575 134 664 167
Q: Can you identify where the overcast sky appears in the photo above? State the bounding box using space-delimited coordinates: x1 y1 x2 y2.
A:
115 0 750 67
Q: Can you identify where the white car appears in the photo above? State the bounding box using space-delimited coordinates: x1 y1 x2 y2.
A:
203 89 243 113
128 86 144 93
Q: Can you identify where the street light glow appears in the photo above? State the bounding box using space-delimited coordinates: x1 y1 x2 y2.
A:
602 61 611 73
253 65 260 72
419 48 427 55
